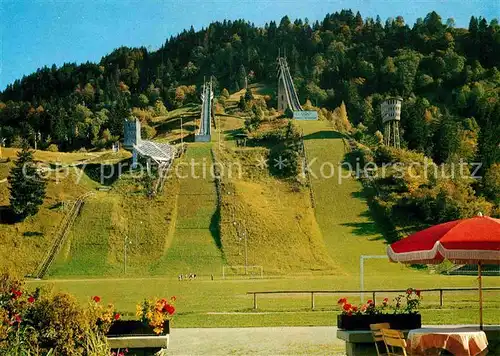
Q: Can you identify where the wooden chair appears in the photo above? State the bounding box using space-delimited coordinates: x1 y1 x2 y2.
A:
370 323 390 356
381 328 408 356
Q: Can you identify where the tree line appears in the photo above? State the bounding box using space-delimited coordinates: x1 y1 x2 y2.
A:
0 10 498 169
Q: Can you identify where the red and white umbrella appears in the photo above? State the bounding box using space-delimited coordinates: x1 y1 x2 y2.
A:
387 216 500 329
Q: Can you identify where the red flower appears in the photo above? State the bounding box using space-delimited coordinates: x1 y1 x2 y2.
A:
352 306 358 312
92 296 101 303
361 304 367 312
343 303 352 311
415 290 421 297
14 314 21 324
171 296 177 302
383 297 389 304
347 311 353 316
28 296 35 303
114 313 121 320
406 288 412 295
164 304 175 315
367 299 373 305
11 289 22 299
337 298 347 305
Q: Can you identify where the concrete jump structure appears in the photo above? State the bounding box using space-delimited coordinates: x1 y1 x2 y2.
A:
195 78 214 142
277 54 318 120
123 119 175 169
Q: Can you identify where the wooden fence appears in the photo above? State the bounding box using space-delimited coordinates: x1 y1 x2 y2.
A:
247 287 500 310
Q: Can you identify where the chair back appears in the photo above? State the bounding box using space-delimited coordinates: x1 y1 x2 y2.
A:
382 328 407 356
370 323 390 341
370 323 390 356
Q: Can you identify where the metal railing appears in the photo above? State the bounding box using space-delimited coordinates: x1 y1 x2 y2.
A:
247 288 500 310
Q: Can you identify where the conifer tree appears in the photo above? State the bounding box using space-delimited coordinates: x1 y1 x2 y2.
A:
8 142 47 219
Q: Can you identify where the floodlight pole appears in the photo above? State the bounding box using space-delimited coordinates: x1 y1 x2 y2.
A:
181 116 184 145
124 235 132 274
360 255 387 301
244 224 248 275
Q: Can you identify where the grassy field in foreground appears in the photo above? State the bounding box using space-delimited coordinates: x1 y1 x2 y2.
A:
28 274 500 328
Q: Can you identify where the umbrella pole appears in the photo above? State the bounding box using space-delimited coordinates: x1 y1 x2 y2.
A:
478 262 483 330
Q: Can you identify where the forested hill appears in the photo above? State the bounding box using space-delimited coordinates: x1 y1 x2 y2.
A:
1 10 499 167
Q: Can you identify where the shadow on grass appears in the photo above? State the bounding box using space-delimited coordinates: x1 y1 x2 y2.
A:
0 205 21 224
209 202 223 250
303 131 345 141
155 119 198 136
23 231 43 237
77 159 131 186
343 184 399 244
170 133 195 145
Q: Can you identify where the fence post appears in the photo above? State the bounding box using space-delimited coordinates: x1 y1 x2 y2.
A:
372 291 376 305
253 293 257 310
439 289 443 307
311 292 315 310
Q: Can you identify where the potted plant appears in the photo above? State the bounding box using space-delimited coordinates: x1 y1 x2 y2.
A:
337 288 422 330
107 296 176 337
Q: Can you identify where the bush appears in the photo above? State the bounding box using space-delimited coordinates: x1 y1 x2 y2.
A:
47 144 59 152
221 88 230 99
132 107 153 124
141 124 157 139
484 163 500 204
153 100 168 117
0 273 117 355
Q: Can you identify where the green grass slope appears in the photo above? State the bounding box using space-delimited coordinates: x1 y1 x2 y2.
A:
215 139 338 274
0 151 96 276
49 168 179 278
149 144 225 276
298 120 408 276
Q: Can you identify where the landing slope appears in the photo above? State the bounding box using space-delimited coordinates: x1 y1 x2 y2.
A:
298 121 406 276
149 144 224 276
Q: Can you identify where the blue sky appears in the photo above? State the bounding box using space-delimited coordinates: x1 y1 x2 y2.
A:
1 0 498 89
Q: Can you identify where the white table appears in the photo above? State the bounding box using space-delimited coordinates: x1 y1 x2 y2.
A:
407 327 488 356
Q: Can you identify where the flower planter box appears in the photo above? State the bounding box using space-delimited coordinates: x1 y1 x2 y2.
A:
337 313 421 331
107 320 170 336
107 320 170 356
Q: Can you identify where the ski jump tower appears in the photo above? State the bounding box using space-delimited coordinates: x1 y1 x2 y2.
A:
277 52 317 120
195 77 214 142
381 97 403 148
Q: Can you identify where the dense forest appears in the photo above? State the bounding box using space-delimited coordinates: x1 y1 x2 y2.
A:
1 10 499 166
